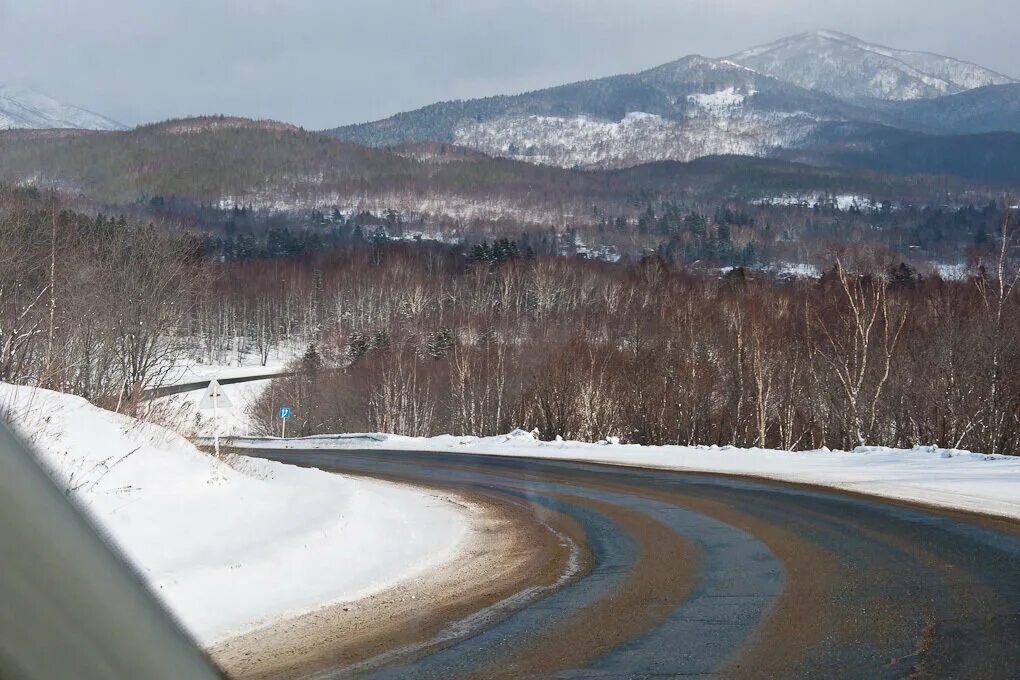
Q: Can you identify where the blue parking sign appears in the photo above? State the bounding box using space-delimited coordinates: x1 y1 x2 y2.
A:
278 407 291 419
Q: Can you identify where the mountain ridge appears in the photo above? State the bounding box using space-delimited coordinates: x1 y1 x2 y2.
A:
0 83 124 131
324 31 1020 172
729 30 1015 102
1 115 978 214
326 53 875 168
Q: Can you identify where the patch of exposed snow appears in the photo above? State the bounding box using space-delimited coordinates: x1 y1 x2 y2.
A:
754 193 878 211
933 262 969 281
768 262 821 278
686 87 753 113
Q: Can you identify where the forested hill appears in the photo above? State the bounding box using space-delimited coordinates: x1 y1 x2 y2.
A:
0 117 413 203
0 116 993 219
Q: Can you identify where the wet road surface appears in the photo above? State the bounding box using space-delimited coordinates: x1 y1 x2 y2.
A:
239 448 1020 680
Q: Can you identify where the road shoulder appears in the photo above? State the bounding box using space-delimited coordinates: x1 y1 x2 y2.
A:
209 489 586 680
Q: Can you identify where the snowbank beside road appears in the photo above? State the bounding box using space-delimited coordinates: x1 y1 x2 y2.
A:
234 431 1020 520
0 384 470 645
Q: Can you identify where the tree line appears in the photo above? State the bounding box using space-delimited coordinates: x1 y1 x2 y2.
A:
242 231 1020 455
0 186 206 407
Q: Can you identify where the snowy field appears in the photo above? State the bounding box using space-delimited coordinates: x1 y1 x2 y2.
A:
0 383 470 645
233 431 1020 520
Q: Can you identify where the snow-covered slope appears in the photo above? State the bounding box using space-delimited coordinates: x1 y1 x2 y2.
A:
0 83 124 131
0 383 469 644
453 106 818 168
729 30 1016 102
330 55 860 169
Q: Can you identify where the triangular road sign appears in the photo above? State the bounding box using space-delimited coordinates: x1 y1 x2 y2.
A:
198 379 233 409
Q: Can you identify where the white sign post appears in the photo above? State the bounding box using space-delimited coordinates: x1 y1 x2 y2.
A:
199 380 233 457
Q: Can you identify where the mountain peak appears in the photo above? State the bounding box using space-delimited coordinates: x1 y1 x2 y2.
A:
639 54 765 83
731 30 858 60
729 31 1016 102
803 29 861 42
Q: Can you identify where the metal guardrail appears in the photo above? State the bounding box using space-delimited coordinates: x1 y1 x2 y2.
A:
0 421 223 679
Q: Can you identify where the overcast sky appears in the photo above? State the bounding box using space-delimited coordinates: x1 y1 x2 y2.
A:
1 0 1017 129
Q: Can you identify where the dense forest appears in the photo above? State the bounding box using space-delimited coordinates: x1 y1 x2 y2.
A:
2 186 1017 454
240 236 1020 455
188 197 1006 272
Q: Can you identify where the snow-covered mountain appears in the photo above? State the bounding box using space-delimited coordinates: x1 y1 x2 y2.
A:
327 55 869 168
325 31 1019 171
729 30 1015 102
0 83 124 131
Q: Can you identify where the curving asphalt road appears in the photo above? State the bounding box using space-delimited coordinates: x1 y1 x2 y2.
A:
239 447 1020 680
143 371 295 399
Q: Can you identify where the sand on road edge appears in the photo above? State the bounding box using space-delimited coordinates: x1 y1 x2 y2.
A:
208 488 585 680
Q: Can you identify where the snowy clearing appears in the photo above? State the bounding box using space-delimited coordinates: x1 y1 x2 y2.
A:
0 383 470 645
233 431 1020 520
